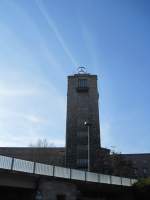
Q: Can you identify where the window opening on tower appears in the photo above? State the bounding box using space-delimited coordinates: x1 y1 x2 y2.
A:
77 79 89 92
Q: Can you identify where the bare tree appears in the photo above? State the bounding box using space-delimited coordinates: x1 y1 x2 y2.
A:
94 148 135 178
29 138 55 147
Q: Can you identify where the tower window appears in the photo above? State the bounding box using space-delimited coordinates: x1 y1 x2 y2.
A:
77 159 88 168
78 79 87 88
143 168 147 174
77 79 88 92
77 144 88 151
77 131 87 137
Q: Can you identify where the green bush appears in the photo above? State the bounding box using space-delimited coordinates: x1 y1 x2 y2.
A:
133 178 150 199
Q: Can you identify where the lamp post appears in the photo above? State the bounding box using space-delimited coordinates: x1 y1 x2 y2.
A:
84 121 92 171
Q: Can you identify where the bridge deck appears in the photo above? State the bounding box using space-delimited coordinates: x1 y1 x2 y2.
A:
0 155 137 187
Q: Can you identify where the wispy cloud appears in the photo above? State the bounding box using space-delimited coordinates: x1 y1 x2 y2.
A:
0 108 65 147
0 129 65 147
23 114 47 124
80 23 102 72
35 0 78 67
0 88 39 97
0 78 66 147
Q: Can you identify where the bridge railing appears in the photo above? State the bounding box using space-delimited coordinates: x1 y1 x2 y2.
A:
0 155 137 187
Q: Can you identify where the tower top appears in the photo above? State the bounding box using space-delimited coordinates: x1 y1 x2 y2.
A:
77 66 87 74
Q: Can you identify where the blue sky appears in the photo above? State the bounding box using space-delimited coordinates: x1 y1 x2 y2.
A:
0 0 150 153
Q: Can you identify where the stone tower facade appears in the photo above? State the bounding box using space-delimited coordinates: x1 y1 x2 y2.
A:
65 69 101 170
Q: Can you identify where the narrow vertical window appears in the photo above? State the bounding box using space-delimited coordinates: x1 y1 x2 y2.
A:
77 79 88 92
78 79 87 88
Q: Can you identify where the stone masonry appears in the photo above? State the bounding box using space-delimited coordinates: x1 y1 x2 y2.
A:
65 73 101 170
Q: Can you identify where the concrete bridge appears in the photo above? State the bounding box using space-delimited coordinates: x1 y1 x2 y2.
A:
0 155 137 200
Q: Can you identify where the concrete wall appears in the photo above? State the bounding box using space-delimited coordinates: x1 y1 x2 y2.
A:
0 170 135 200
39 180 78 200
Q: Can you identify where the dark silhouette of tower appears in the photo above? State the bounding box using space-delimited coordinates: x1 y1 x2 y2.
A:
65 68 101 170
